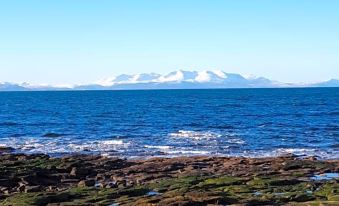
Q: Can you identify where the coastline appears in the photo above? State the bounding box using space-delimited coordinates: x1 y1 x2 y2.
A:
0 153 338 205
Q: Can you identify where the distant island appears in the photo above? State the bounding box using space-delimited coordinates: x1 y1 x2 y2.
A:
1 70 338 91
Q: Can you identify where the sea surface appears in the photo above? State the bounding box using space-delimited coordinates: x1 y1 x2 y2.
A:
0 88 338 159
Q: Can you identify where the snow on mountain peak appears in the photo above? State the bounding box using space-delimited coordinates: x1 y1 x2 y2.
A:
195 71 211 82
212 70 227 79
158 70 185 83
98 70 235 86
1 70 337 91
97 77 117 86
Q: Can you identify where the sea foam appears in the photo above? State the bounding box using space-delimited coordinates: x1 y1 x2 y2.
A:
169 130 221 140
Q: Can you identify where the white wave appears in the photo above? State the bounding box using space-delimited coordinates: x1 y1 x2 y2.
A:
232 148 339 159
67 139 130 152
101 140 125 145
169 130 221 140
0 137 130 154
1 136 337 160
226 138 246 144
144 145 171 150
272 148 338 158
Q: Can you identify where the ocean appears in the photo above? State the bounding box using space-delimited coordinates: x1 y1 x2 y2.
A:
0 88 338 159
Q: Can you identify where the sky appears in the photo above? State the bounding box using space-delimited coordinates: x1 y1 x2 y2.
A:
0 0 338 85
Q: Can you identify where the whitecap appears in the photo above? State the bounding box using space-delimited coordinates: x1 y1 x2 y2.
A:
101 140 125 145
226 138 245 144
169 130 221 140
1 136 131 155
67 139 130 153
231 148 339 160
144 145 170 150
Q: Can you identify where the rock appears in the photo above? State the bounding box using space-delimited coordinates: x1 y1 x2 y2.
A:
328 195 339 201
283 161 304 170
17 185 25 192
78 179 95 187
105 182 117 189
158 196 191 206
0 146 14 153
61 179 80 184
47 165 57 170
70 167 90 178
305 156 318 161
0 153 338 205
185 191 223 202
291 194 315 202
0 187 8 193
135 178 144 185
0 179 17 188
24 186 41 193
269 179 301 186
47 186 57 191
20 175 39 186
94 182 105 188
95 173 106 181
18 182 27 187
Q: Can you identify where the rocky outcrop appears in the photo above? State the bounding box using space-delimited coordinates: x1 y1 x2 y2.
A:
0 154 338 205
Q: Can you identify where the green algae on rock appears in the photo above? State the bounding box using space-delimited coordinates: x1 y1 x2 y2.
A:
0 154 338 205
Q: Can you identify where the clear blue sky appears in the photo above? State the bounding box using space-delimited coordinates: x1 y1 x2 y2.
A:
0 0 338 85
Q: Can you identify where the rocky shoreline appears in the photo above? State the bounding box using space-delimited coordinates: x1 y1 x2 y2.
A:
0 153 338 206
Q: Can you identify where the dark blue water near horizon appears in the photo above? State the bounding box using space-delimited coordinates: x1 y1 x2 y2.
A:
0 88 338 159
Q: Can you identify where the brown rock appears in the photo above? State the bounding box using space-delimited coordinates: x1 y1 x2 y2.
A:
158 196 191 206
25 186 41 193
0 187 8 192
95 173 106 181
78 179 95 187
105 182 117 189
185 191 223 203
304 156 318 161
94 182 104 188
282 161 304 170
70 167 90 178
61 179 80 184
17 185 25 192
47 186 57 191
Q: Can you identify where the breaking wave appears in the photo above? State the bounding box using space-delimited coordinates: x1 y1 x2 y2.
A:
169 130 221 140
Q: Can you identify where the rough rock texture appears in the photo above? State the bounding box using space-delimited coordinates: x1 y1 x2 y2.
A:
0 154 338 205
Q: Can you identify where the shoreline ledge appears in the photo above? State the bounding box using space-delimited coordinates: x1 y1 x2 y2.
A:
0 154 338 205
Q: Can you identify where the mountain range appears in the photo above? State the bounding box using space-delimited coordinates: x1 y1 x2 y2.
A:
1 70 338 91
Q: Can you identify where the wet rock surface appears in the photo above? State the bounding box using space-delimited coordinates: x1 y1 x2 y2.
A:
0 154 338 205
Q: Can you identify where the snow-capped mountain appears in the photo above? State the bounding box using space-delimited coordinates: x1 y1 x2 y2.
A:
0 82 27 91
98 73 161 86
0 82 71 91
0 70 338 91
97 70 266 86
312 79 339 87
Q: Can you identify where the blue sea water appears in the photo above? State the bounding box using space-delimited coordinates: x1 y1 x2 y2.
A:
0 88 338 159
